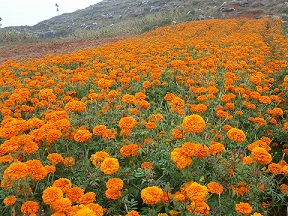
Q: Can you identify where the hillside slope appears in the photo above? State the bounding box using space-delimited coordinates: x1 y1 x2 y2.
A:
1 0 287 39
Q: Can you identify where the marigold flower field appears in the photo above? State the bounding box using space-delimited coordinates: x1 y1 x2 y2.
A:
0 18 287 215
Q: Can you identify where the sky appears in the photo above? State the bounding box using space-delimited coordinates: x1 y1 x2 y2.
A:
0 0 102 27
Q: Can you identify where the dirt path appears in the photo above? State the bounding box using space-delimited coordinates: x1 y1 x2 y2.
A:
0 37 128 65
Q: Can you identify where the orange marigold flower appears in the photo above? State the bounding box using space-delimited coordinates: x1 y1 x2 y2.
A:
171 148 192 169
23 139 39 154
27 117 45 129
224 102 235 111
75 206 97 216
164 92 175 101
235 202 252 215
63 157 75 167
195 95 206 102
161 191 170 203
86 203 104 216
42 186 63 205
129 107 140 115
6 162 29 180
97 78 114 89
64 100 86 112
171 96 185 108
188 201 210 216
135 91 146 100
0 154 13 163
141 186 163 205
172 191 186 202
189 143 210 158
261 136 271 144
90 151 110 167
268 107 284 117
142 80 151 89
100 157 120 175
141 161 154 171
248 140 271 152
126 210 140 216
243 156 253 165
54 118 71 131
282 165 288 175
74 129 92 142
28 165 48 182
236 110 243 115
227 128 246 143
45 110 69 122
52 178 72 193
181 142 197 157
108 90 119 98
102 128 117 140
223 124 233 131
251 117 267 126
171 128 183 139
169 210 180 216
44 165 56 173
258 96 271 104
216 109 229 119
46 129 62 144
66 187 84 203
79 192 96 205
3 195 17 206
268 163 282 174
282 122 288 130
182 114 206 133
190 103 207 114
105 189 122 200
47 153 64 165
50 197 72 212
145 121 157 130
278 160 287 167
106 178 124 191
207 182 224 194
119 117 137 130
229 182 249 196
251 213 263 216
93 125 107 136
149 113 163 122
120 144 139 157
122 94 136 104
20 201 39 215
280 184 288 194
185 182 208 203
209 142 225 156
251 147 272 165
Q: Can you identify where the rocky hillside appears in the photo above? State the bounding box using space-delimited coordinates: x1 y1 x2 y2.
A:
1 0 287 39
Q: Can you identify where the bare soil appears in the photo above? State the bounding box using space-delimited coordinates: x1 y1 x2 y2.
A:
0 37 128 65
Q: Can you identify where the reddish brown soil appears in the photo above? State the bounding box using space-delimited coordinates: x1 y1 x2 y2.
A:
0 37 128 65
221 3 267 19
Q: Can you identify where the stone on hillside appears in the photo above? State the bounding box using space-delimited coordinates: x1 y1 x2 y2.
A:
198 14 206 20
150 6 161 13
135 8 144 13
239 0 249 7
260 0 269 6
220 7 236 12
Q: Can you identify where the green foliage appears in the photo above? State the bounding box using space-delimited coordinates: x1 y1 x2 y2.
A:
0 29 38 44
